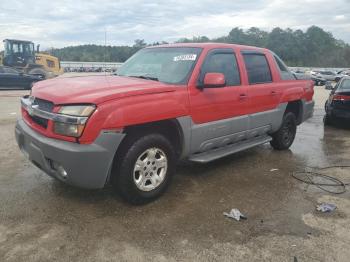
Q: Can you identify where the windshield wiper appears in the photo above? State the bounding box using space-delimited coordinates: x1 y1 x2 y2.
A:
129 75 159 81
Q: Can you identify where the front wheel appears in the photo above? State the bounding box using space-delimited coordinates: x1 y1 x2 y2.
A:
270 112 297 150
112 133 176 205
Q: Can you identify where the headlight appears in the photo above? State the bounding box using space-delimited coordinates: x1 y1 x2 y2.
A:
58 105 95 116
53 105 96 137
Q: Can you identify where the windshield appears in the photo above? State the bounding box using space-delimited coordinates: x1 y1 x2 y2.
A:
339 79 350 90
321 71 335 75
4 41 34 56
117 47 202 85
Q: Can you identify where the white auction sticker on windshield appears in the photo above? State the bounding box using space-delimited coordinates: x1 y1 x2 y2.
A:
173 54 197 62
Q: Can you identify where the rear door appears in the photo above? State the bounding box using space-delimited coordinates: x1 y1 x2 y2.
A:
241 51 279 130
189 48 250 153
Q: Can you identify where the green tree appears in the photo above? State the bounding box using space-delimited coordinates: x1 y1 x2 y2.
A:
51 26 350 67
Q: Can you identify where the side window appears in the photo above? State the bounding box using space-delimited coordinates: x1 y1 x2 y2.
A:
46 60 55 68
201 52 241 86
242 53 272 84
273 54 295 80
274 56 288 72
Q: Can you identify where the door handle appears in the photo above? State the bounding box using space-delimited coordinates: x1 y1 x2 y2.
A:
239 94 248 100
271 91 277 96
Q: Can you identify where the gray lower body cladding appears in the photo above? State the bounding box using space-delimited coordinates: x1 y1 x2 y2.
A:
178 101 314 160
15 119 125 189
189 103 287 155
301 100 315 123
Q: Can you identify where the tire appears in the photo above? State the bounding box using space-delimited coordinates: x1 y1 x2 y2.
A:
270 112 297 150
28 68 48 79
323 115 333 126
111 133 176 205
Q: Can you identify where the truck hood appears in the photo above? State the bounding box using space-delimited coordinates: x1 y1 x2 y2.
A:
32 75 177 105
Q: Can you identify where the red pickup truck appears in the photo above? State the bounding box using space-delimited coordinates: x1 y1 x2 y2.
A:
15 43 314 204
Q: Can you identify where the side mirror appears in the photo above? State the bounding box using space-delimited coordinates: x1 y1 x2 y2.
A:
202 72 226 88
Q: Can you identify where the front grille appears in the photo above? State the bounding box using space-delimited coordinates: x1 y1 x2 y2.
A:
31 115 49 128
33 98 54 112
28 98 54 129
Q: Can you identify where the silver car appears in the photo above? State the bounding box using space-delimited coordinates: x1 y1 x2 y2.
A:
317 71 337 81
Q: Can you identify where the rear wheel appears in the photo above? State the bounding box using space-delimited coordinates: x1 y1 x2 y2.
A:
111 133 176 205
270 112 297 150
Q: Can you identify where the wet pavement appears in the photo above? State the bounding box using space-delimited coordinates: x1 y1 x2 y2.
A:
0 87 349 261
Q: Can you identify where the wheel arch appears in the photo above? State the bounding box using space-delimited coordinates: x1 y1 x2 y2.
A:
120 118 187 159
285 100 303 125
107 117 188 186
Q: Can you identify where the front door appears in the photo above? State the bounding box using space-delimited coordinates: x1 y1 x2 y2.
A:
188 49 250 153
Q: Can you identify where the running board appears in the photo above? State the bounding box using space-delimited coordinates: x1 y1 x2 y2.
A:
188 136 272 163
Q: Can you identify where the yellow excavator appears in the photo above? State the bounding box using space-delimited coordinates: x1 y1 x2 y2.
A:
0 39 63 79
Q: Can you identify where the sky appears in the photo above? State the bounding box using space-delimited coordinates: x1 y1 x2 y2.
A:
0 0 349 50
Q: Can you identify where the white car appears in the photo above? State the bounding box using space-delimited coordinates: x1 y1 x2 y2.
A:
312 70 346 82
317 71 338 81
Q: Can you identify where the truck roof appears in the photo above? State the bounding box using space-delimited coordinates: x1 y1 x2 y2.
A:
147 42 268 52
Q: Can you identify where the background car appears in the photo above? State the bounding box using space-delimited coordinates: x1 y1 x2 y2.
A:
335 69 350 82
0 66 43 89
337 69 350 76
317 70 338 81
311 74 327 86
293 70 326 86
324 76 350 125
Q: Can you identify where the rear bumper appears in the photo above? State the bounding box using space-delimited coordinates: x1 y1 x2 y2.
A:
328 107 350 119
15 119 125 189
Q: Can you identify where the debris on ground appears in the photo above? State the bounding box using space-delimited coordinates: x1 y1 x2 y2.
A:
316 203 337 213
270 168 279 172
223 208 247 221
292 165 350 194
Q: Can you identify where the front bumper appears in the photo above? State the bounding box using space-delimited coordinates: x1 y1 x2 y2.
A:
15 119 125 189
